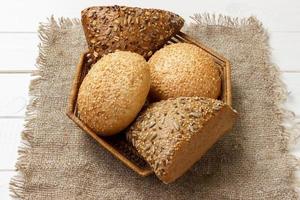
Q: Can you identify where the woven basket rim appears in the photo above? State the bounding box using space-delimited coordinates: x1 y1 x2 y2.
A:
66 31 232 176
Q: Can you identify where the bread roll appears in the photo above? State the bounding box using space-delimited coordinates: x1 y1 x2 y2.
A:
148 43 221 101
126 97 237 183
81 6 184 63
77 51 150 136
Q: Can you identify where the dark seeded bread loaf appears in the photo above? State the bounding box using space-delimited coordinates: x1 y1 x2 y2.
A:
126 97 237 183
81 5 184 63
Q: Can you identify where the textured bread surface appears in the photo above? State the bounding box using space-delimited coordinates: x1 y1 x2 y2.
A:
126 97 237 183
148 43 221 101
81 5 184 63
77 51 150 136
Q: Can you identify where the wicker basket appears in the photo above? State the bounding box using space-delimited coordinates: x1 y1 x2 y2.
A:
66 31 232 176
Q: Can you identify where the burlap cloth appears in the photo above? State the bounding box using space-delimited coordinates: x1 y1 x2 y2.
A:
10 14 299 199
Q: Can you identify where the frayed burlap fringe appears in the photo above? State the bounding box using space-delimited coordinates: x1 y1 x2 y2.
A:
9 14 300 199
9 16 82 199
189 13 300 195
190 13 257 28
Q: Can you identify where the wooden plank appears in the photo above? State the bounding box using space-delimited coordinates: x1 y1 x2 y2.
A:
282 73 300 116
0 74 31 117
0 119 23 170
270 32 300 72
0 72 298 119
0 32 300 71
0 171 15 200
0 0 299 32
282 72 300 159
0 72 298 170
0 33 38 70
0 1 298 198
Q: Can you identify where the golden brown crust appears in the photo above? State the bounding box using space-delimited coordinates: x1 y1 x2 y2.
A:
81 6 184 63
77 51 150 136
126 97 237 183
161 105 237 183
148 43 221 101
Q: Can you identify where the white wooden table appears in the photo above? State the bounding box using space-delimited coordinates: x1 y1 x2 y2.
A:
0 0 299 199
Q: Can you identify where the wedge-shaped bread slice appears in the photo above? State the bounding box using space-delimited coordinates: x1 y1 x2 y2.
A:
126 97 237 183
81 6 184 63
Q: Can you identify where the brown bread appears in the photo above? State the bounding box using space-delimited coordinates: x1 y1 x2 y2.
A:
81 5 184 63
126 97 237 183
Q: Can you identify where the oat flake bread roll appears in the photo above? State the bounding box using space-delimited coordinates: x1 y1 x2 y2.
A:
81 6 184 63
77 51 150 136
126 97 237 183
148 43 221 101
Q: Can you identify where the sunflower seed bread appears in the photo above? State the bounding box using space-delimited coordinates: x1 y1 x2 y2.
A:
126 97 237 183
81 5 184 63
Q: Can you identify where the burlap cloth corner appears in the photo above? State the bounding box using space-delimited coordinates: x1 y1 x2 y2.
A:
9 14 300 199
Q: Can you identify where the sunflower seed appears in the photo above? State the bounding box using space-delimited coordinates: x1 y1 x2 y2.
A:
113 36 120 41
87 58 93 63
148 121 156 128
128 15 132 24
91 20 97 26
113 24 118 31
113 19 120 24
173 121 180 131
147 51 153 57
188 124 198 133
160 117 165 125
144 143 151 151
154 161 159 171
149 133 157 141
123 17 127 25
189 112 202 118
93 51 99 57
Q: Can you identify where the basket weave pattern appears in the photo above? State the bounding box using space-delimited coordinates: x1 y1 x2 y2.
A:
66 31 232 176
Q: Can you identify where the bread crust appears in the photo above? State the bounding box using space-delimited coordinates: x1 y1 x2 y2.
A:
77 51 150 136
126 97 237 183
81 6 184 63
148 43 221 101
